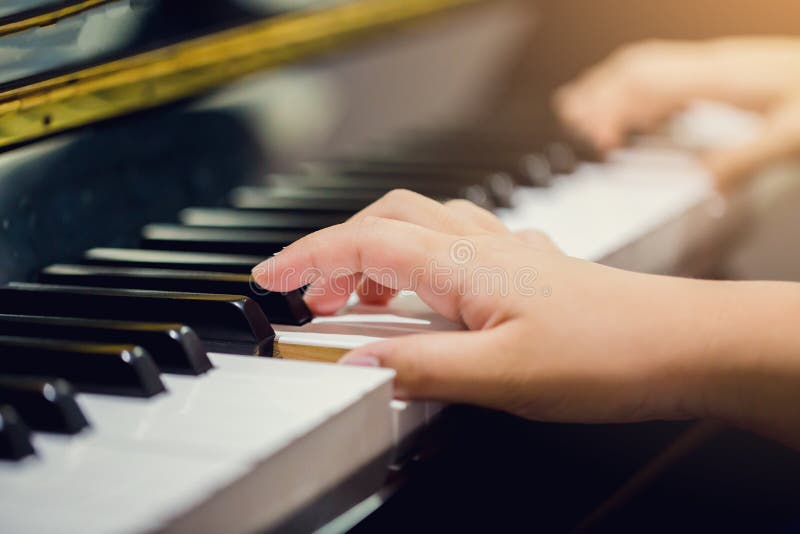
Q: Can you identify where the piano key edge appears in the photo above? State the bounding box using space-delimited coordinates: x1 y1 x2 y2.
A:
159 362 395 533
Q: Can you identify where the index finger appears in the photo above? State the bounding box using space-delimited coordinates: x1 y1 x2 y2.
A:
350 189 502 236
251 216 465 320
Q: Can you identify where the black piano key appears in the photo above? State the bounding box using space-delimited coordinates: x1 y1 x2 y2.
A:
0 314 212 375
0 376 89 434
229 186 371 213
84 248 262 274
393 128 557 154
141 224 304 256
410 129 600 164
542 142 579 174
391 128 551 149
485 172 517 206
289 169 489 197
297 169 506 209
519 152 554 187
0 405 35 461
246 183 381 200
422 128 599 163
348 131 576 185
310 159 499 182
314 153 536 186
40 264 312 326
0 337 165 398
301 168 497 206
0 283 274 355
179 207 347 231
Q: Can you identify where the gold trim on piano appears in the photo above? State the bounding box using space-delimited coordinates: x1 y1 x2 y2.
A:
0 0 116 38
273 341 348 364
0 0 480 148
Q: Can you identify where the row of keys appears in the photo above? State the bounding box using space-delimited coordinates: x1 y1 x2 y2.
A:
0 128 584 461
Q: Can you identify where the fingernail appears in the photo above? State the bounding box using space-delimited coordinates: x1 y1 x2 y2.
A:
338 354 380 367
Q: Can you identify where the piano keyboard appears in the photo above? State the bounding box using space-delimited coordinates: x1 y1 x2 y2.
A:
0 104 752 531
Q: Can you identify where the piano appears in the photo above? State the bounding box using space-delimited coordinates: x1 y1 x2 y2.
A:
1 1 798 532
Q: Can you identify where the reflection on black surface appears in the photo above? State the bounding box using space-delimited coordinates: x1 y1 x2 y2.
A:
0 0 66 18
0 107 267 284
0 0 323 88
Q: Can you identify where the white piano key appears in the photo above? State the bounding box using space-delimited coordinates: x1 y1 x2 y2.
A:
425 401 444 422
275 331 385 351
0 437 241 534
73 355 394 462
312 314 432 325
499 149 713 262
0 357 395 534
390 399 427 453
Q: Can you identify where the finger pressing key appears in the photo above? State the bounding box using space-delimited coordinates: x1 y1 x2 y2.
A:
252 216 465 322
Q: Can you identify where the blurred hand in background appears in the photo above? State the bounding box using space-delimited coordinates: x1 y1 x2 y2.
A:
554 37 800 189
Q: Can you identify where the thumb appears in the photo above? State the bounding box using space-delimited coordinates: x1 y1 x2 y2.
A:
338 330 505 405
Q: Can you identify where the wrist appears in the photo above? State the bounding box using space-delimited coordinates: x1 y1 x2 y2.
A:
624 276 794 422
592 271 732 422
706 37 800 107
633 275 731 421
692 282 800 435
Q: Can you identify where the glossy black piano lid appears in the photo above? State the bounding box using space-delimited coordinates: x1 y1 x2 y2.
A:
0 376 89 434
0 336 166 398
0 108 267 285
0 0 110 21
0 0 289 88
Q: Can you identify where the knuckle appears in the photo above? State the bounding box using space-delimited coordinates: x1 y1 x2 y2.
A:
616 40 671 73
616 40 654 58
614 41 655 68
360 189 415 218
444 198 475 210
527 229 547 238
638 38 669 50
383 188 417 206
358 214 382 227
355 215 383 239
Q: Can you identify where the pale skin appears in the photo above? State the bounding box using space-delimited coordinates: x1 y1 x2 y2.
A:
252 38 800 449
555 37 800 189
253 190 800 449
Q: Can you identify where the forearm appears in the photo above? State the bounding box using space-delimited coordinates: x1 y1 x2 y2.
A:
704 37 800 109
678 279 800 447
654 37 800 111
